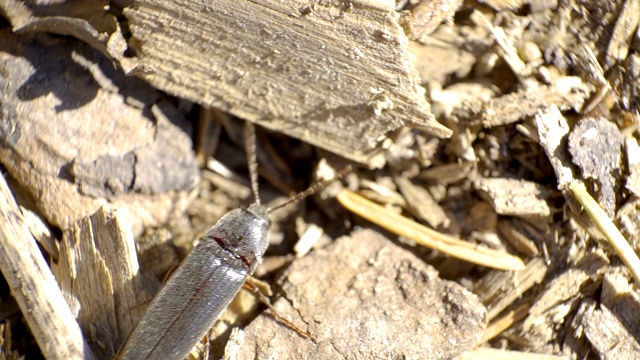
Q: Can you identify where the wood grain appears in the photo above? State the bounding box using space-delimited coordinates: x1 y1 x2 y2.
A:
124 0 452 166
51 207 156 359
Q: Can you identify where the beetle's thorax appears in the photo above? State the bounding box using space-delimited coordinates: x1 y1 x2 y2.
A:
205 203 271 272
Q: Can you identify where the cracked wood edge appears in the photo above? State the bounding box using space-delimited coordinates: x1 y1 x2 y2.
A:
124 0 452 166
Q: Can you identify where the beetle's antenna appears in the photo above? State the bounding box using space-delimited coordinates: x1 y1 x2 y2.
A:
267 165 353 213
244 122 261 205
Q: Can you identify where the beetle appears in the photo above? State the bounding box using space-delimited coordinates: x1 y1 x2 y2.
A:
116 123 346 359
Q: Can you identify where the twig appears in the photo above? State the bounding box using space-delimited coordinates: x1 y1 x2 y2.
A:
570 181 640 284
337 190 525 271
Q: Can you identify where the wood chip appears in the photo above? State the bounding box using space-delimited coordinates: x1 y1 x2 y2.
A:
17 205 59 261
420 162 475 184
223 328 245 360
473 258 547 320
520 251 609 348
533 105 575 190
625 137 640 197
472 10 528 78
400 0 463 43
497 219 540 257
123 0 452 166
570 298 640 359
568 117 623 217
470 82 591 128
474 177 551 217
480 302 531 343
617 197 640 251
395 175 450 228
294 222 324 258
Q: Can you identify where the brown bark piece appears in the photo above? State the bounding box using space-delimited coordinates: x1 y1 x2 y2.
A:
400 0 463 43
473 257 547 320
570 298 640 360
466 83 591 128
51 206 158 359
474 177 551 217
123 0 452 166
568 117 623 218
237 228 487 360
395 175 450 228
0 174 94 360
519 251 609 351
0 30 199 234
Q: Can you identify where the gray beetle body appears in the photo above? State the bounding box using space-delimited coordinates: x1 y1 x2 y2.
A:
116 204 270 360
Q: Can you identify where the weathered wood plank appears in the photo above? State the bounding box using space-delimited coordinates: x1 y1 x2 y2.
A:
124 0 452 166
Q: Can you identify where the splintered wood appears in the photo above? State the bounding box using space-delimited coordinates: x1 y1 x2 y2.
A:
51 207 157 359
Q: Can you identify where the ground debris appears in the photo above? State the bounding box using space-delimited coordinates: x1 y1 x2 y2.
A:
395 175 450 228
497 219 541 257
624 138 640 198
514 251 610 354
464 82 592 128
533 106 575 190
0 173 92 359
568 267 640 360
570 297 640 360
474 177 552 217
473 258 548 320
568 117 623 218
